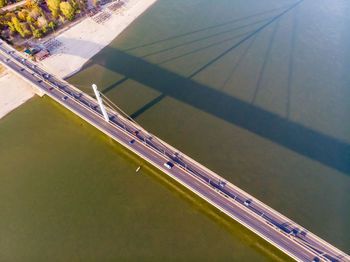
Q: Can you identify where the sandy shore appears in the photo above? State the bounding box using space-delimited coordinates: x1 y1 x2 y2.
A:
0 65 36 119
40 0 157 78
0 0 157 119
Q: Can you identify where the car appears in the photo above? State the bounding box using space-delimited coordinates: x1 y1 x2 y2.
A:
132 131 139 136
38 80 43 83
219 181 226 187
42 73 51 79
20 68 24 71
32 64 37 69
164 161 174 169
129 139 135 144
312 258 320 262
244 199 252 206
48 87 53 91
62 96 68 101
21 58 26 62
4 58 10 63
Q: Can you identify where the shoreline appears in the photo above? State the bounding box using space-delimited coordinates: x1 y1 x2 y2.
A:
0 0 157 119
0 65 36 120
40 0 158 79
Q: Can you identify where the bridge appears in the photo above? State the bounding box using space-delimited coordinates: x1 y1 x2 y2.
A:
0 40 349 262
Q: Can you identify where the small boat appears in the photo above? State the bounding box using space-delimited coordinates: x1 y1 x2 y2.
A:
136 166 141 172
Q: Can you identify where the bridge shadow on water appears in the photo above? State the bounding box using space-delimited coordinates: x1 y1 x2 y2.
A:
61 1 349 176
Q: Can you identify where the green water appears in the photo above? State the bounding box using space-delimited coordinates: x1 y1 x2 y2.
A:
1 0 349 260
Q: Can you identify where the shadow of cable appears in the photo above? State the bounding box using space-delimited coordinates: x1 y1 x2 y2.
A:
123 3 297 52
75 46 350 176
188 0 304 79
251 19 280 104
130 93 166 119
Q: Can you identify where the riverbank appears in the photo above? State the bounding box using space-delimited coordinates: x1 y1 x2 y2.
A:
40 0 157 79
0 0 157 119
0 64 36 120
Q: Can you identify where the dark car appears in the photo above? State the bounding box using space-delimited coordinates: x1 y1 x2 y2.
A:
132 131 139 136
244 199 252 206
164 161 174 169
48 87 53 91
62 96 68 101
129 139 135 144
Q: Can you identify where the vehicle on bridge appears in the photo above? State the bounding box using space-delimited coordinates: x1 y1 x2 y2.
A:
164 162 174 169
244 199 252 206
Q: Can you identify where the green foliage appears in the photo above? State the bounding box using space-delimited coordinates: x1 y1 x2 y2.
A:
46 0 60 18
11 16 25 37
29 23 35 31
0 0 6 8
22 22 32 36
32 28 42 38
7 21 15 31
71 0 78 10
48 20 56 30
41 25 48 34
26 14 34 23
31 0 42 6
59 1 74 21
17 10 27 21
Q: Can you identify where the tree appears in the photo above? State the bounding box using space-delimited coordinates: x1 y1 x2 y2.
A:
46 0 60 18
17 10 27 21
37 15 48 27
59 1 74 21
22 22 32 36
41 26 48 34
26 14 34 23
32 28 42 38
7 21 15 32
48 20 56 31
11 16 25 37
71 0 78 10
0 0 6 8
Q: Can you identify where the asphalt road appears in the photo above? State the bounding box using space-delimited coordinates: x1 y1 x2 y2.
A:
0 41 348 262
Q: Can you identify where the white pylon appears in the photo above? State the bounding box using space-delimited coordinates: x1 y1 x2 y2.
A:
92 84 109 122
